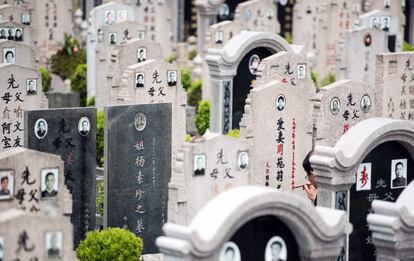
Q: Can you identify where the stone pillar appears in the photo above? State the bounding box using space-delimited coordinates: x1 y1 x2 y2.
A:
195 0 223 54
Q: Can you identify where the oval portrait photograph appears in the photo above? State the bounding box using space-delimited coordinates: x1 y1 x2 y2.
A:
34 118 48 140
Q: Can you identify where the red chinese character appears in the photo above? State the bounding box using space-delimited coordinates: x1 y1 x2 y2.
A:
277 144 283 155
360 166 369 188
343 123 350 134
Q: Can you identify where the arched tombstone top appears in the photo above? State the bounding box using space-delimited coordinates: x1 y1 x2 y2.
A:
206 20 242 50
110 39 163 66
97 20 145 47
157 186 351 260
310 118 414 177
0 39 36 68
233 0 279 32
314 79 379 147
205 30 294 76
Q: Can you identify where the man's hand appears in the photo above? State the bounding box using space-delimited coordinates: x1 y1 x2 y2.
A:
303 183 317 202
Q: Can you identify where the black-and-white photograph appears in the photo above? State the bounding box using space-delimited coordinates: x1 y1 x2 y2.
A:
193 154 206 176
215 31 223 44
361 94 371 113
134 113 147 132
34 118 48 139
0 236 4 261
267 9 274 19
249 54 260 75
264 236 287 261
330 97 340 115
381 16 390 31
135 72 145 88
41 168 58 198
167 70 177 87
297 64 306 79
22 13 30 25
78 116 90 137
137 30 145 40
7 28 14 40
0 29 6 39
363 33 372 47
14 28 22 41
218 3 230 20
237 151 249 170
370 16 380 29
275 94 286 112
335 191 347 211
137 48 146 63
3 47 15 64
26 79 37 95
0 170 13 200
105 10 115 25
219 241 241 261
45 231 63 258
391 159 407 189
109 32 117 45
117 10 127 23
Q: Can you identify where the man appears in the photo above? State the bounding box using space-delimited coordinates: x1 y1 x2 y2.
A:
331 99 339 114
105 11 115 25
392 161 407 188
7 28 14 40
215 31 223 44
270 241 283 261
382 16 390 31
194 156 205 175
362 96 370 112
0 176 10 196
137 49 146 63
15 29 22 41
239 152 248 169
276 96 285 111
110 33 116 45
136 74 144 88
371 17 380 29
4 50 14 64
22 14 30 25
224 246 235 261
47 233 60 257
298 65 305 79
27 80 36 94
42 172 57 197
79 120 89 136
0 29 6 39
302 151 317 205
36 120 47 138
249 55 260 75
167 71 177 86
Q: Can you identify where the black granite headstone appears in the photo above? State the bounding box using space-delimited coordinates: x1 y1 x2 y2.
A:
349 141 414 261
24 107 97 246
105 103 171 254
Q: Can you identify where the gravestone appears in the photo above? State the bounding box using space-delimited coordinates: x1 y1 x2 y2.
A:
96 37 162 109
359 10 402 52
375 52 414 120
336 27 387 85
311 118 414 261
0 17 34 47
24 107 97 246
104 103 171 254
313 79 378 147
0 40 37 68
242 52 313 191
169 132 250 225
0 64 48 152
87 2 136 98
205 30 293 134
157 186 351 261
0 148 72 215
0 209 76 261
367 181 414 260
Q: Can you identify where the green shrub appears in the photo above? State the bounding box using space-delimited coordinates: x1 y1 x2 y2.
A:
165 54 177 64
227 129 240 138
96 111 104 167
403 41 414 52
187 79 202 107
188 50 197 60
284 32 293 44
96 181 104 216
51 34 86 80
87 96 96 107
181 69 192 91
195 100 210 135
321 72 335 87
39 67 52 93
70 64 87 106
185 134 192 142
76 228 143 261
311 69 318 88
